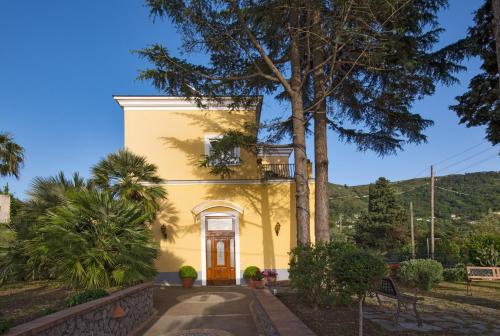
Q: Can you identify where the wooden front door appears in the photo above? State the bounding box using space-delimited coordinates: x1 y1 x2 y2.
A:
205 217 236 285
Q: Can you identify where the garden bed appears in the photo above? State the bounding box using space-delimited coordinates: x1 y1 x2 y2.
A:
0 281 127 330
0 281 74 328
1 282 154 335
277 281 500 336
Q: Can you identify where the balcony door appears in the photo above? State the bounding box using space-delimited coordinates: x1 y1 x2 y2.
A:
205 216 236 285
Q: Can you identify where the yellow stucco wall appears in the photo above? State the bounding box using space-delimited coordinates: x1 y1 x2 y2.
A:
152 181 315 274
124 108 262 180
120 99 315 280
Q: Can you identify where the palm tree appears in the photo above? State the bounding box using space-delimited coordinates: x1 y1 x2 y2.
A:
26 189 158 289
20 172 87 231
91 149 166 219
0 133 24 179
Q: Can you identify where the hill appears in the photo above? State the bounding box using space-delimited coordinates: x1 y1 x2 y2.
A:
329 171 500 225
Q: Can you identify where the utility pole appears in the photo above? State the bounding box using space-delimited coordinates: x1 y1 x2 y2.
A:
430 165 435 260
410 201 415 259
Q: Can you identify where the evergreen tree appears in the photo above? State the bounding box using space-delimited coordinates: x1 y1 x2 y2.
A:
355 177 408 251
449 0 500 145
137 0 461 244
138 0 313 243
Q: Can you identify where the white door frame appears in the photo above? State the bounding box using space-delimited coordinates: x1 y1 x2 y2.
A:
200 211 241 285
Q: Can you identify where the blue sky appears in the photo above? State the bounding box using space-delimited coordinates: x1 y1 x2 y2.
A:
1 1 498 199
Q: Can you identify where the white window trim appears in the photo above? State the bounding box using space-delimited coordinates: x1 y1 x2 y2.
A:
200 211 241 286
204 134 240 166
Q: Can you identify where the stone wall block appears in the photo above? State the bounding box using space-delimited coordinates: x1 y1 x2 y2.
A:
5 283 154 336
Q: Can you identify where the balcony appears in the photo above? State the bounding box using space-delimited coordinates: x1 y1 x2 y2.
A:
259 164 295 179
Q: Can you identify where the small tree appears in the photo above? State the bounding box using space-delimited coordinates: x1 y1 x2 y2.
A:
332 250 386 336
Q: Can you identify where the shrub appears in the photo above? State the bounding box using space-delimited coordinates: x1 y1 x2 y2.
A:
65 289 109 307
443 263 466 282
26 189 158 289
289 242 356 307
467 233 500 265
475 246 499 267
399 259 443 291
332 249 387 298
0 319 11 334
178 266 197 279
243 266 260 279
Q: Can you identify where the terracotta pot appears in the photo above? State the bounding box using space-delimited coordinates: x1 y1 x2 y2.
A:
247 278 255 288
182 277 194 288
254 280 265 289
266 276 277 284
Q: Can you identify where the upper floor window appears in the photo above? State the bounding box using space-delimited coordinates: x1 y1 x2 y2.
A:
204 135 240 166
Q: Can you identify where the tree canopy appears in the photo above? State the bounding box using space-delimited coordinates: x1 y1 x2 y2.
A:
449 0 500 145
354 177 408 251
0 133 24 179
138 0 462 243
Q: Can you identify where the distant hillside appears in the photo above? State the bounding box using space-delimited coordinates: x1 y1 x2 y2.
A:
329 171 500 225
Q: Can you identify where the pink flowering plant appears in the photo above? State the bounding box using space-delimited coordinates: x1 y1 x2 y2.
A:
263 269 278 278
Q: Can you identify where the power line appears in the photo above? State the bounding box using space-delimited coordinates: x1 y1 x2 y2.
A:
409 141 487 180
395 183 428 195
438 147 495 174
436 186 469 196
331 182 428 199
451 155 499 175
434 140 487 167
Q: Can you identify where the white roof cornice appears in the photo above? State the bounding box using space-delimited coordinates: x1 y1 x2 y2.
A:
113 96 261 112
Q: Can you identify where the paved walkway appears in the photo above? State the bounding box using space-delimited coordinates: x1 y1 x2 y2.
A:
141 286 265 336
364 295 500 335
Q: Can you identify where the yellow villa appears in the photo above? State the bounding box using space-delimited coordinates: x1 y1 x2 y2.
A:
114 96 315 285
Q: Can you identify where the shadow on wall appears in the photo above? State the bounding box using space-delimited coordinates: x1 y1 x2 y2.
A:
161 137 205 179
175 111 247 134
160 111 258 180
203 182 291 270
155 199 180 244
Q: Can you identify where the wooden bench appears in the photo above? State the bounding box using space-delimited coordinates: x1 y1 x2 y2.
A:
466 266 500 296
375 277 424 326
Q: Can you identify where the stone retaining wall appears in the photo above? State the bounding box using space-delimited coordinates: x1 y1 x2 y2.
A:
6 282 154 336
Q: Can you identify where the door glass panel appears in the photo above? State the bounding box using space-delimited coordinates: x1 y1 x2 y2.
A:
230 238 234 267
207 218 233 231
206 239 212 267
216 241 225 265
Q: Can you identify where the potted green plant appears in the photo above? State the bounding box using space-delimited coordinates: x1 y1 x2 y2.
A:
243 266 260 288
253 270 265 289
179 265 197 288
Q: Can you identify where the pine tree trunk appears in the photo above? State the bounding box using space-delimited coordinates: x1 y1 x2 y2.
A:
290 2 310 245
493 0 500 99
311 5 330 243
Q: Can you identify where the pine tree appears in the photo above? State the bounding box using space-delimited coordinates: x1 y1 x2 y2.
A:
137 0 461 244
355 178 408 251
449 0 500 145
138 0 314 243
